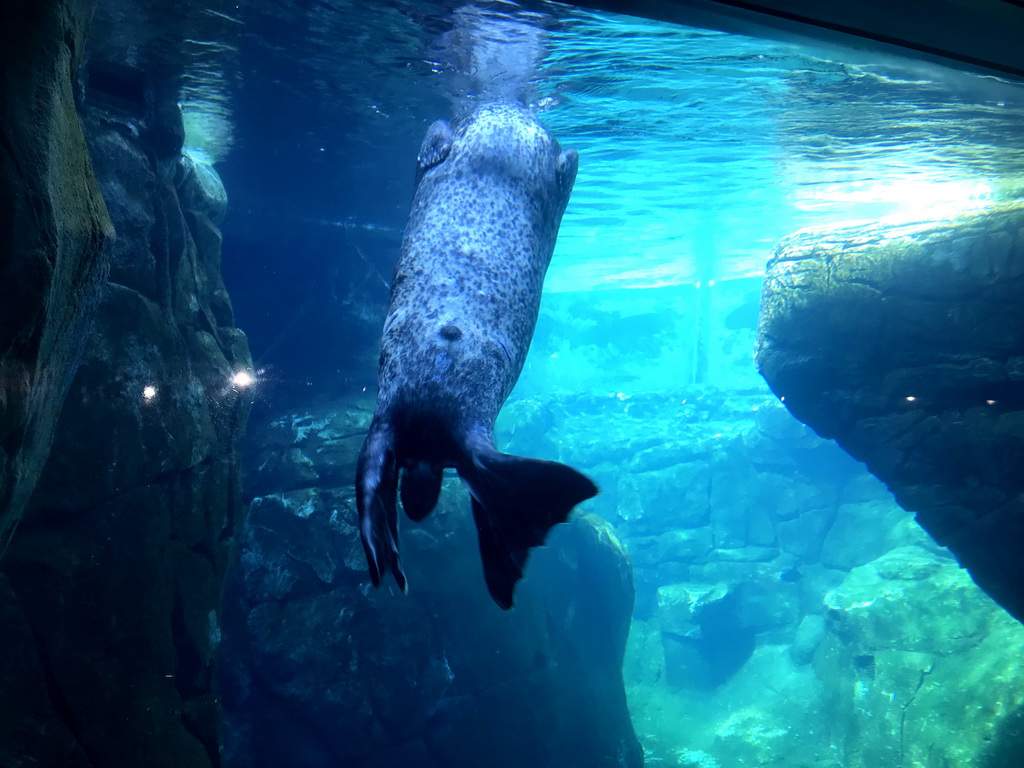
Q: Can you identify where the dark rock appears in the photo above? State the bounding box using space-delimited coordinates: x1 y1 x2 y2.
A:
982 702 1024 768
0 52 252 768
0 0 114 554
657 582 756 690
756 202 1024 622
223 412 642 768
3 486 218 767
242 406 371 501
0 574 92 767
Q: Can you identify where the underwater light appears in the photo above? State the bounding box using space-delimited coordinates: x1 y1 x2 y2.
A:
232 371 253 388
181 100 234 164
142 385 157 401
905 396 917 402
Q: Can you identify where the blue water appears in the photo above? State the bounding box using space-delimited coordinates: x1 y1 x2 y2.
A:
85 1 1024 766
161 0 1024 393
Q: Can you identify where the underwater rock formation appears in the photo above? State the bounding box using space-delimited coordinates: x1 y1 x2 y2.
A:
0 0 113 556
221 403 642 768
0 54 251 768
756 202 1024 623
817 546 1024 767
497 372 1024 767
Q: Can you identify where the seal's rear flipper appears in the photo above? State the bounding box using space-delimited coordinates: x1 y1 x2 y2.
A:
461 453 598 609
400 462 443 522
356 424 406 592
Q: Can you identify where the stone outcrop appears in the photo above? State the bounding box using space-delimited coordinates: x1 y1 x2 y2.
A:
756 203 1024 622
0 0 113 554
221 403 642 768
490 375 1024 767
817 546 1024 767
0 53 252 768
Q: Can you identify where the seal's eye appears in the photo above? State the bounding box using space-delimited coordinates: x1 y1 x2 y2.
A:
439 323 463 341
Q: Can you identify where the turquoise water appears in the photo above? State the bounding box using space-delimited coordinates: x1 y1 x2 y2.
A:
535 10 1024 290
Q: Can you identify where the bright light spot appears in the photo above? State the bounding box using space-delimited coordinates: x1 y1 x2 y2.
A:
142 385 157 400
780 396 786 402
792 174 993 225
905 396 917 402
232 370 253 388
362 387 367 392
987 399 997 405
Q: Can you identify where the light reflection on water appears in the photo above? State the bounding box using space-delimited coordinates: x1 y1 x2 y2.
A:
89 0 1024 290
538 9 1024 290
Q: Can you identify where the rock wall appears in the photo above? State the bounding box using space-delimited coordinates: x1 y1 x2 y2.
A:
221 403 642 768
756 203 1024 622
0 55 252 768
0 0 113 554
817 545 1024 768
499 387 1024 767
223 372 1024 767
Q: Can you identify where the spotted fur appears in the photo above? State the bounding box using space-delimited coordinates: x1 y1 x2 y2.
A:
356 101 596 608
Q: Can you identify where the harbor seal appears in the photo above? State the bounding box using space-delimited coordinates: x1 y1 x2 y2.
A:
356 101 596 609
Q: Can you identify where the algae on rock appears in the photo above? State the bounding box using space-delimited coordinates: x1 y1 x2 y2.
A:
0 0 114 556
0 39 252 767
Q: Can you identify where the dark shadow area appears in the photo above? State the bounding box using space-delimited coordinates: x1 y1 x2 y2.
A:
981 702 1024 768
663 593 757 690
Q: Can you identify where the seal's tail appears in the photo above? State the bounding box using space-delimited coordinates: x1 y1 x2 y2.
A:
459 451 598 610
356 423 406 593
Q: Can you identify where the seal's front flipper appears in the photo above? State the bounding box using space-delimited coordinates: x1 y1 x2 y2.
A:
400 462 443 522
557 148 579 201
356 423 406 592
416 119 453 180
460 452 598 609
